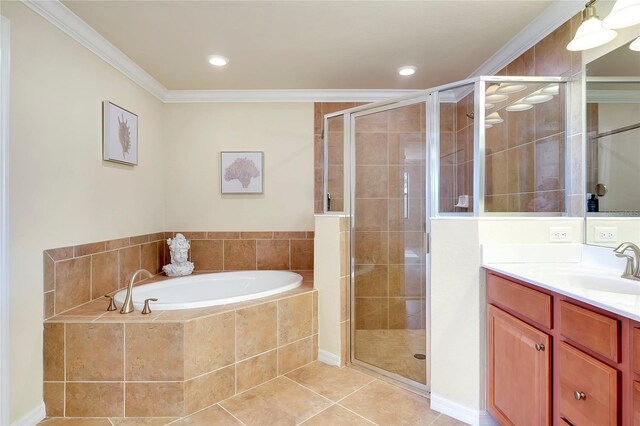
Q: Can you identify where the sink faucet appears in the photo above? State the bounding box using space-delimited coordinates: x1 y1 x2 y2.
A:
614 243 640 281
120 269 153 314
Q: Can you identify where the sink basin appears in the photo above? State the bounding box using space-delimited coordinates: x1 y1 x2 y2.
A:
554 272 640 295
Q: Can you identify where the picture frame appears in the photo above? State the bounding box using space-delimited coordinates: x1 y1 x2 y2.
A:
103 101 138 165
220 151 264 194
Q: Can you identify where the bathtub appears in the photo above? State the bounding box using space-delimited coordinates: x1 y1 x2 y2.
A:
113 270 303 311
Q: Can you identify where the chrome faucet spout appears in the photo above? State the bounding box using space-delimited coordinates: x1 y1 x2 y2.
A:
120 268 153 314
614 242 640 280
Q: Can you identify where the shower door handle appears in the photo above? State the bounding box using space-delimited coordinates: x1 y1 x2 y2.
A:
423 233 430 254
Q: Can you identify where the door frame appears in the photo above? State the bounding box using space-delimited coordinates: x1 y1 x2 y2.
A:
0 14 10 425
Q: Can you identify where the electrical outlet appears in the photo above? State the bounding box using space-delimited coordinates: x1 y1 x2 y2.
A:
595 226 617 242
549 227 571 242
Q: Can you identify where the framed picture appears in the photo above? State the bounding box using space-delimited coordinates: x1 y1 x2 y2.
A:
220 151 264 194
103 101 138 165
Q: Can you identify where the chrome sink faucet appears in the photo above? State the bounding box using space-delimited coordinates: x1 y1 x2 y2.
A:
614 242 640 281
120 268 153 314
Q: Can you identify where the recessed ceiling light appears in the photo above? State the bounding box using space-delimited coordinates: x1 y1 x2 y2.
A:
506 103 534 112
208 55 228 66
398 66 417 76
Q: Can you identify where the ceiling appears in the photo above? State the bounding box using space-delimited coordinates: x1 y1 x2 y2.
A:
62 0 554 91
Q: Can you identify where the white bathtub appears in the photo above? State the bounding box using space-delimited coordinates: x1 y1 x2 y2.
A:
113 270 303 311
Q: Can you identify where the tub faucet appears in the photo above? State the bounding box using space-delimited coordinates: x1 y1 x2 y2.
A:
614 242 640 281
120 269 153 314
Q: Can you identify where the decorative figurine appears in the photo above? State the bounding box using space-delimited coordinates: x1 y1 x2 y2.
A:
162 233 195 276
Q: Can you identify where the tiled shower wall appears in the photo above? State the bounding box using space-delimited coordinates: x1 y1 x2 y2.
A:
352 103 427 331
44 231 314 319
314 102 369 214
485 13 584 214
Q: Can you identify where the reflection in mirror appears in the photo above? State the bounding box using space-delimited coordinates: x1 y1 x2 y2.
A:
585 40 640 247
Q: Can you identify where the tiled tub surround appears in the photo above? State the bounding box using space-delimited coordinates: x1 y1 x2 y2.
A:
44 231 314 320
43 279 318 418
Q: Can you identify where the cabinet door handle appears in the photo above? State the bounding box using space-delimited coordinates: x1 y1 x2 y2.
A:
534 343 545 351
574 391 586 401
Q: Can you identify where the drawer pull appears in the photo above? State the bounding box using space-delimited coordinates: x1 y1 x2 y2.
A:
535 343 545 351
574 391 586 401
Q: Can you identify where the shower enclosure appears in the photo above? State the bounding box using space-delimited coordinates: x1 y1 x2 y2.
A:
323 76 568 392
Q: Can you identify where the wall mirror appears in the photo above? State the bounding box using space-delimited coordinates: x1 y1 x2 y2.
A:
585 39 640 247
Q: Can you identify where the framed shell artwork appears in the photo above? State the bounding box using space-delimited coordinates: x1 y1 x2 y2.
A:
103 101 138 165
220 151 264 194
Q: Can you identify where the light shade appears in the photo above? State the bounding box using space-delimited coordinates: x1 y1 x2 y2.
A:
541 84 560 96
496 83 527 94
567 6 617 51
506 103 533 112
485 85 508 103
602 0 640 29
522 92 553 104
630 36 640 51
486 112 504 125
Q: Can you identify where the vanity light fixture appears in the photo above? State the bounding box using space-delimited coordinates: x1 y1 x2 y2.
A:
398 66 417 76
486 112 504 124
506 102 534 112
496 83 527 94
485 85 509 103
602 0 640 29
541 84 560 96
485 124 493 129
522 91 554 104
630 36 640 51
485 103 495 110
208 55 228 66
567 1 618 51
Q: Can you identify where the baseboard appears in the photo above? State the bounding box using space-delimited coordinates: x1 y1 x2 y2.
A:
11 402 45 426
430 394 497 426
317 349 340 366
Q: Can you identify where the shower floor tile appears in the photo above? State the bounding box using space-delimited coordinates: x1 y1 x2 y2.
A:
38 362 466 426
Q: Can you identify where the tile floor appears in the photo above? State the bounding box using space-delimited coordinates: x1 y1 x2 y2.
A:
354 329 427 384
38 362 465 426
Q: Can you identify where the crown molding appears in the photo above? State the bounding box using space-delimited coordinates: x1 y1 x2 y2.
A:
21 0 168 100
163 89 419 103
469 0 584 78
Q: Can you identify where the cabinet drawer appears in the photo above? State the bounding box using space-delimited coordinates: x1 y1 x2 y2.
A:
634 329 640 375
560 300 619 362
559 342 618 426
487 273 552 328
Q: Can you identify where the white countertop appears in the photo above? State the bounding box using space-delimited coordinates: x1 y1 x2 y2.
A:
482 244 640 322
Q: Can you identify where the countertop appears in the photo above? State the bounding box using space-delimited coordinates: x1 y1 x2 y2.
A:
481 243 640 322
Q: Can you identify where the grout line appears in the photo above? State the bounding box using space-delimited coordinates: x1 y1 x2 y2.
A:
63 322 66 417
219 403 248 426
336 402 380 425
281 375 333 404
296 403 336 425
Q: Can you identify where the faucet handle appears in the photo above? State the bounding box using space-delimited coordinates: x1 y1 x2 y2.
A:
142 298 158 315
615 253 638 279
104 295 117 311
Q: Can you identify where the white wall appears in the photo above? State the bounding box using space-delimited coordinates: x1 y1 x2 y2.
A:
430 217 584 424
163 102 314 231
4 3 165 421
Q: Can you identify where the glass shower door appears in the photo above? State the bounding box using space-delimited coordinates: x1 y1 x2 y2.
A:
351 100 427 387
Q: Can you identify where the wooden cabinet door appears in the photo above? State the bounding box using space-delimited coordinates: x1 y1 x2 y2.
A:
488 305 551 426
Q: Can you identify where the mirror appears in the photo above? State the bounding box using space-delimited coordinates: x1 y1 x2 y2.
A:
585 40 640 247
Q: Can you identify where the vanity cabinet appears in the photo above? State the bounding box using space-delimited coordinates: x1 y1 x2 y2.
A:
486 271 632 426
488 304 551 425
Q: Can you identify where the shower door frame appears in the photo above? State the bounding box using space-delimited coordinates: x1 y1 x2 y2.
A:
348 96 432 394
